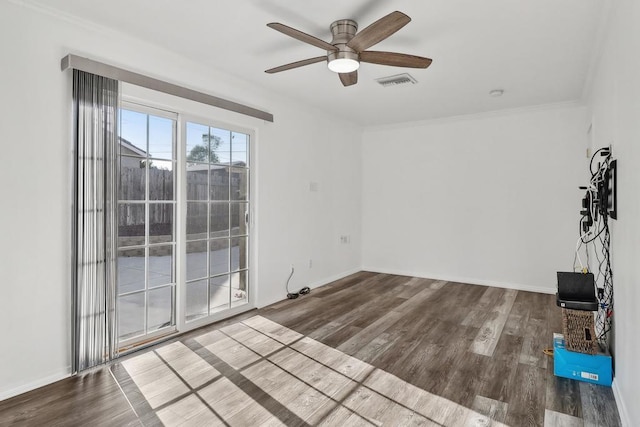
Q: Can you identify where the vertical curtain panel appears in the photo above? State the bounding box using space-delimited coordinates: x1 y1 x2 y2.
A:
72 70 119 372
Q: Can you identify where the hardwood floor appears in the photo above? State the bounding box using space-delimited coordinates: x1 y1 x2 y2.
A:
0 272 621 426
0 369 139 426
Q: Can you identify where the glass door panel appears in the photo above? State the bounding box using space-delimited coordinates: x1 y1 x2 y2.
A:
117 106 177 346
185 123 250 323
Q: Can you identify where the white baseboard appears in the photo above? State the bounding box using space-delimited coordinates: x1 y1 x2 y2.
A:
256 267 362 308
612 378 631 427
307 268 362 290
0 367 72 402
361 266 556 295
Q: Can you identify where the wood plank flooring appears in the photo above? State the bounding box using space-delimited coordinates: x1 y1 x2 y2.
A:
0 272 622 426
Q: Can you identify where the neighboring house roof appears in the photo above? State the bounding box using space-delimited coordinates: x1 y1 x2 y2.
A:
119 137 147 157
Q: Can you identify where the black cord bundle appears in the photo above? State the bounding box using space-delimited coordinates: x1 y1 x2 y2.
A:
595 218 613 348
575 147 614 351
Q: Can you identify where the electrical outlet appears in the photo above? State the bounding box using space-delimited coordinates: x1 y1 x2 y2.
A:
340 235 351 244
308 259 313 268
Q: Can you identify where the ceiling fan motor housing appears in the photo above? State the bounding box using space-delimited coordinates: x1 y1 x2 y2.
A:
328 19 359 64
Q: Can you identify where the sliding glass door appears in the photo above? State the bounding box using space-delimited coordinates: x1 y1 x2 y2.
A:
115 104 251 348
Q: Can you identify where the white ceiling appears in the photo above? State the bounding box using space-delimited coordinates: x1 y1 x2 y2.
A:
31 0 603 126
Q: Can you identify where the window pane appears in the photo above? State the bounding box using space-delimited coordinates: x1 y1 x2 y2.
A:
148 115 174 160
231 237 248 272
120 109 147 155
186 241 208 281
210 275 230 313
186 279 208 322
119 292 145 340
231 271 248 307
148 286 173 331
231 132 248 165
210 128 231 165
230 203 248 237
117 248 145 294
186 122 211 163
210 238 229 277
230 167 248 201
186 165 209 201
149 203 173 244
148 160 174 201
210 203 229 238
187 202 208 240
118 203 145 247
148 245 173 288
119 156 146 200
210 166 229 201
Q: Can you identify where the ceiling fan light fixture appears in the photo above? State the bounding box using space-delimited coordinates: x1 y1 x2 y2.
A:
327 49 359 73
328 57 360 73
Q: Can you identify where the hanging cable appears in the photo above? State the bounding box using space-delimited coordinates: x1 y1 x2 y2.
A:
286 266 298 299
285 266 311 300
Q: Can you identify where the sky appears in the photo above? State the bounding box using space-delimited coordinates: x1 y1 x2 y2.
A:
119 109 248 169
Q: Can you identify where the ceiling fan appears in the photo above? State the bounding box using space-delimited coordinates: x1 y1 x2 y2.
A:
265 11 432 87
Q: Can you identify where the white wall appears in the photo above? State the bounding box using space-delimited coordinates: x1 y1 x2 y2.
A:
0 1 362 399
585 0 640 424
362 105 586 293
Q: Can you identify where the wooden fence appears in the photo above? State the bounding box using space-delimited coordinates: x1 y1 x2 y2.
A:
118 166 247 240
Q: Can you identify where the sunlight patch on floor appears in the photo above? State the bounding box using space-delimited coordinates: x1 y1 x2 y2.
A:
120 315 508 426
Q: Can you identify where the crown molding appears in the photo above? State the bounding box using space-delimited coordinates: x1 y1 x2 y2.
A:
364 100 586 133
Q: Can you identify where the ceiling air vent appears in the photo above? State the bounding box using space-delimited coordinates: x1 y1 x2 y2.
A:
375 73 418 87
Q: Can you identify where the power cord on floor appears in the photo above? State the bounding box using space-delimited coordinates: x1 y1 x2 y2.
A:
286 266 311 299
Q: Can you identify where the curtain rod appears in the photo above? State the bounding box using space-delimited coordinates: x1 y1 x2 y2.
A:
61 54 274 123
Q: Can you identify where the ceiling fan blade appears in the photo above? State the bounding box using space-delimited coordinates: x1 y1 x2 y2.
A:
265 56 327 74
360 51 432 68
267 23 338 51
339 71 358 87
347 11 411 52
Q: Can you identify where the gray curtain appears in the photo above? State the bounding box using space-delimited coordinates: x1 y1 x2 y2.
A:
72 70 119 372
